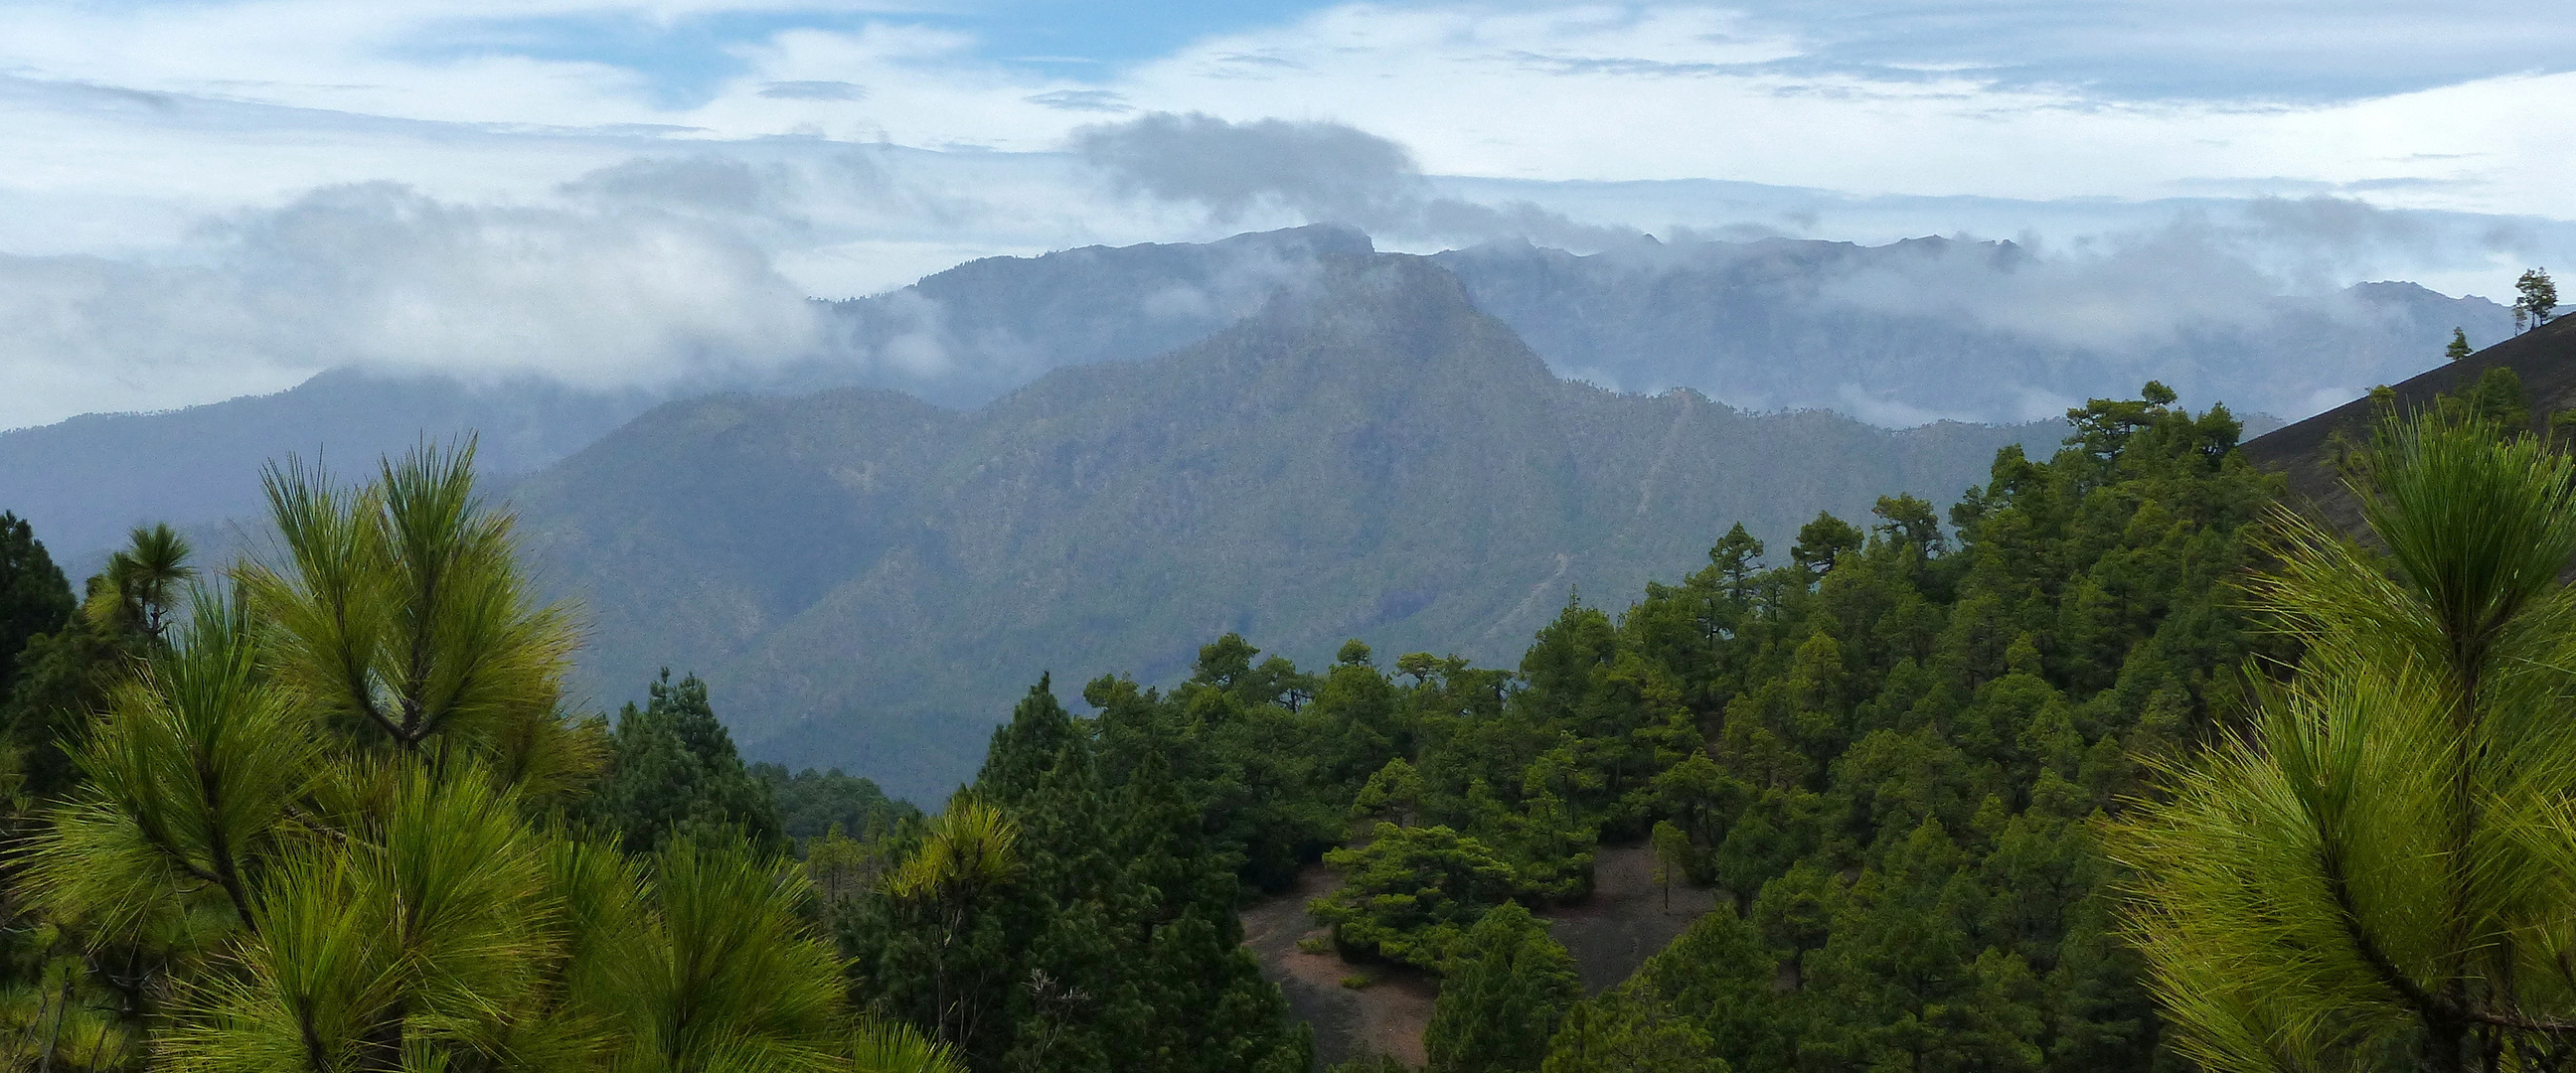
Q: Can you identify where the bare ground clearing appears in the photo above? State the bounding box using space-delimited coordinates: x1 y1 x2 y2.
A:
1239 842 1716 1066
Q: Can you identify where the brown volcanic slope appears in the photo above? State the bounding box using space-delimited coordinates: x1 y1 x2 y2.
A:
2242 316 2576 526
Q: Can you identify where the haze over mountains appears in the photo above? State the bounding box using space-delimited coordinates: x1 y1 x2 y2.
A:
1437 236 2510 425
0 226 2496 559
0 226 2504 797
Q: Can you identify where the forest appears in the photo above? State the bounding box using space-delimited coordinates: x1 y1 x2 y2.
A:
0 373 2569 1073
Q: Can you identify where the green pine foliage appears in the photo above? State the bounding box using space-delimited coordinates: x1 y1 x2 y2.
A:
841 680 1312 1073
752 762 918 844
1423 902 1581 1073
591 669 786 855
1046 384 2275 1071
2118 414 2576 1071
1313 823 1527 968
1541 908 1774 1073
0 512 73 710
1518 384 2274 1071
0 443 954 1073
0 524 190 805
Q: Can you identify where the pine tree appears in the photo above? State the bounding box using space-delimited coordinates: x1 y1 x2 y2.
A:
2516 267 2558 332
2447 326 2474 361
2119 413 2576 1071
594 669 784 854
8 443 943 1073
1789 513 1861 578
90 524 193 645
0 513 73 708
853 677 1310 1073
1424 901 1580 1073
1540 998 1715 1073
1649 820 1690 910
1 525 189 802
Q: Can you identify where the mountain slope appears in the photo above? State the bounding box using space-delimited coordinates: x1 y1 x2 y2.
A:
2243 314 2576 529
0 227 1368 565
0 371 658 563
515 253 2060 802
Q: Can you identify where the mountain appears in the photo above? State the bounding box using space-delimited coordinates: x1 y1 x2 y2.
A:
2243 314 2576 529
0 371 659 567
1434 237 2513 424
0 227 2496 570
804 225 1372 407
0 227 1368 567
512 252 2060 802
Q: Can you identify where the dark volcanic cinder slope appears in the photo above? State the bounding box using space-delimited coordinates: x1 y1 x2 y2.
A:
2242 315 2576 530
517 254 2057 802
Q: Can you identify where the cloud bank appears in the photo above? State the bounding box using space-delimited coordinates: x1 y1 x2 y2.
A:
0 182 824 428
4 117 2572 432
1073 111 1645 250
0 0 2569 429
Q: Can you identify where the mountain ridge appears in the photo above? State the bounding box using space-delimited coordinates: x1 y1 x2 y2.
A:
2 226 2496 570
513 252 2062 801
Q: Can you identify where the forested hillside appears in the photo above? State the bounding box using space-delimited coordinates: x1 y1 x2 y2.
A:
898 383 2271 1069
523 380 2278 1071
514 253 2056 801
22 371 2574 1072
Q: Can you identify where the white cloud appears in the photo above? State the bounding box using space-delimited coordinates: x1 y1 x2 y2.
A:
0 1 2570 428
0 182 825 428
1091 6 2576 219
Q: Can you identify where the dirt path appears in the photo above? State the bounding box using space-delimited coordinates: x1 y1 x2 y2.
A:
1238 843 1716 1067
1239 864 1436 1069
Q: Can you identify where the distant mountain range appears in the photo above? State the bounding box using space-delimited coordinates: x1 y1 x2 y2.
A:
1434 236 2509 424
0 226 2488 561
0 227 1374 562
0 227 2507 798
512 253 2057 801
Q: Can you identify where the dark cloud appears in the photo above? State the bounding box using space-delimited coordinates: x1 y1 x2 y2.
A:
1073 112 1421 225
1072 112 1639 248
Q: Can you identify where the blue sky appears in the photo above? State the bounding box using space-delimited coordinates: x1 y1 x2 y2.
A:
392 2 1343 106
0 0 2570 427
389 1 2576 107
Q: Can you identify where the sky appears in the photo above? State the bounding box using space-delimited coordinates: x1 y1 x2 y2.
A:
2 0 2572 429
